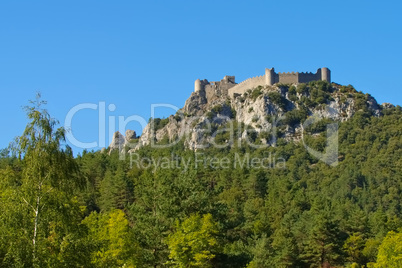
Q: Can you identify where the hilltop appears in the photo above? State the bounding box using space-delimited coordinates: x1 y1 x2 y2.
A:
110 76 386 153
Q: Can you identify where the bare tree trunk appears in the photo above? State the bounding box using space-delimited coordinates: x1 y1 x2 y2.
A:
32 184 41 261
33 196 39 248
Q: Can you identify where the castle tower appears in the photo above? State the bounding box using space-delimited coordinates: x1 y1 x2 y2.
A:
265 68 275 86
321 67 331 83
194 79 202 92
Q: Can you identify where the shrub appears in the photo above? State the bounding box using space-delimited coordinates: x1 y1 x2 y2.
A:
153 118 169 131
309 80 331 92
206 111 214 120
174 114 182 122
288 85 298 101
267 92 287 111
340 84 356 93
297 83 308 94
230 107 237 119
276 83 290 89
265 115 273 123
211 104 223 114
250 87 263 101
284 108 308 127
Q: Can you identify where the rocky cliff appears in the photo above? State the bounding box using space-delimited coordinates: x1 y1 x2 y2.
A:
110 81 383 152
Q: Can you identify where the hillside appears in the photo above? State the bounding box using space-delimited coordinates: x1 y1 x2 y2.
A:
1 81 402 267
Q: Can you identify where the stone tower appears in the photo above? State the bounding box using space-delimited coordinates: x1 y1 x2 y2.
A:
321 67 331 83
194 79 202 92
265 68 275 86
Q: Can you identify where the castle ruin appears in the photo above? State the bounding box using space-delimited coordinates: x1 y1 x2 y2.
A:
194 67 331 98
194 75 236 102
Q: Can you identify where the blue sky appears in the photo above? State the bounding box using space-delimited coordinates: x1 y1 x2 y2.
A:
1 0 401 154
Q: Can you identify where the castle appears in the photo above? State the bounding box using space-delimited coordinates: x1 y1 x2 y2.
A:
194 67 331 99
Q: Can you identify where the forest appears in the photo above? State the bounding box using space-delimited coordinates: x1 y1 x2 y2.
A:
0 93 402 268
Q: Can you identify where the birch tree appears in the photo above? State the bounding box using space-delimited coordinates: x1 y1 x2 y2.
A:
11 94 84 265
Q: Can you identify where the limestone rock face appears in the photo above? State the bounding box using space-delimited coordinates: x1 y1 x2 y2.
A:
109 129 137 153
381 102 395 109
109 131 125 153
183 91 208 116
125 130 136 143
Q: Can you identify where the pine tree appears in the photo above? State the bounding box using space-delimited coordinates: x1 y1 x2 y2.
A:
301 214 344 268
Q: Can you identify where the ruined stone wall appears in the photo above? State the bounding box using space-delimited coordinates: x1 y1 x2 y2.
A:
205 84 217 102
195 76 236 101
229 75 265 97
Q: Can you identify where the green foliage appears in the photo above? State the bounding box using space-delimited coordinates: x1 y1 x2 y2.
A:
296 83 308 94
304 117 336 134
283 108 308 127
309 80 332 93
230 107 237 119
167 213 220 267
246 235 274 267
82 209 139 267
301 214 344 267
373 230 402 267
340 84 357 94
0 94 87 267
1 94 402 267
307 81 333 105
212 104 223 114
267 91 287 111
362 238 381 263
174 113 182 122
206 111 214 120
250 86 263 101
152 117 169 131
276 83 290 89
251 115 259 123
343 233 366 265
206 104 236 120
288 85 298 102
354 92 372 111
293 81 337 108
288 85 296 95
98 166 132 211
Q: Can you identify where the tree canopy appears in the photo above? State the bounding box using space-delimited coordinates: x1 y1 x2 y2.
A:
1 96 401 267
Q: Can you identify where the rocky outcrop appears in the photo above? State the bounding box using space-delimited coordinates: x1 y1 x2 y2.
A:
381 102 395 109
109 129 137 153
109 131 125 153
125 130 137 143
117 82 382 152
183 91 208 116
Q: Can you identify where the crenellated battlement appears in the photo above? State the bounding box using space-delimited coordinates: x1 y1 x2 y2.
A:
194 67 331 99
235 75 264 86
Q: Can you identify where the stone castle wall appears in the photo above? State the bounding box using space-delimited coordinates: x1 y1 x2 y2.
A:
195 67 331 99
228 67 330 97
229 75 266 96
274 71 322 84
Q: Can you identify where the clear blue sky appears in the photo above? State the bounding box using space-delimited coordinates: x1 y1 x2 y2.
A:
1 0 401 154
